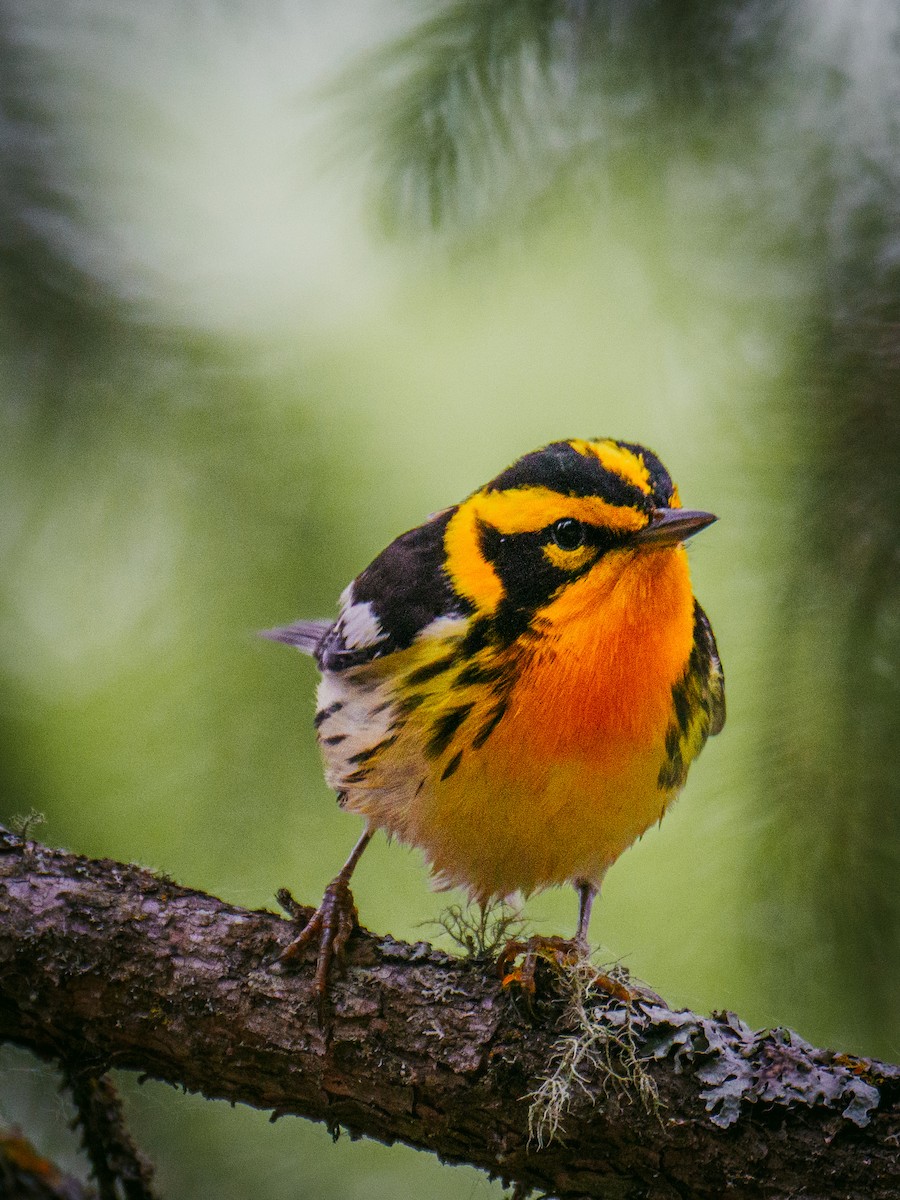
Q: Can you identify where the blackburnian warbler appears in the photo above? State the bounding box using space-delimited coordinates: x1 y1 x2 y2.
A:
264 438 724 1000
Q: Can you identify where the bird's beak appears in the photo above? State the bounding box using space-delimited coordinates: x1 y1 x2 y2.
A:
632 508 718 548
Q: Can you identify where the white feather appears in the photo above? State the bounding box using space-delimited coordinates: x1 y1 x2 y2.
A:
338 599 384 650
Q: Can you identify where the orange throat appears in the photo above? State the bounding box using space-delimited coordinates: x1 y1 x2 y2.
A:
504 543 696 760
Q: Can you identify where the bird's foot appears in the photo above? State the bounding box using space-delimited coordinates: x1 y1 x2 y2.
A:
498 934 580 994
497 935 633 1004
277 876 359 1019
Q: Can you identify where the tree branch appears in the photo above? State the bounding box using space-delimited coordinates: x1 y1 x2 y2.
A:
1 828 898 1199
63 1067 156 1200
1 1124 97 1200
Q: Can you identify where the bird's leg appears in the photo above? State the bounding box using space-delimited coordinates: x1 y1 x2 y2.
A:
574 878 634 1002
279 828 372 1012
575 879 597 951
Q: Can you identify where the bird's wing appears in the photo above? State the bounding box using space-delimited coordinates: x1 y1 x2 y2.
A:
694 602 726 736
267 506 467 674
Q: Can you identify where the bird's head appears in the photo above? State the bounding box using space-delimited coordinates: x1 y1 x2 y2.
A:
444 438 715 638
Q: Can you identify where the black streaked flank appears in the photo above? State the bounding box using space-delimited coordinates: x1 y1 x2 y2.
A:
441 750 464 781
657 600 726 792
472 702 507 749
349 736 398 766
665 726 680 759
674 601 727 738
455 657 510 686
405 655 458 687
427 704 473 758
693 602 726 736
672 682 693 735
658 736 686 790
314 701 343 727
658 756 685 790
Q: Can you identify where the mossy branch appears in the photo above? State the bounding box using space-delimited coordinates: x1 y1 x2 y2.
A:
1 827 898 1199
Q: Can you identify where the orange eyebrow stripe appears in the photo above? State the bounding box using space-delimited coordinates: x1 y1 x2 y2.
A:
468 487 648 534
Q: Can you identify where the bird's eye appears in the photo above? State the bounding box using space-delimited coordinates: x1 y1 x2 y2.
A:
550 518 585 551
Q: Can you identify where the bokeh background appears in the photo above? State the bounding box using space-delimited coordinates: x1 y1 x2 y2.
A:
1 2 897 1197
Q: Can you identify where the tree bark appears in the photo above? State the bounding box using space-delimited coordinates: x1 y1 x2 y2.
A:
1 827 898 1200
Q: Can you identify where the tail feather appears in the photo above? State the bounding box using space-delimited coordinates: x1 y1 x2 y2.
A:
259 619 332 655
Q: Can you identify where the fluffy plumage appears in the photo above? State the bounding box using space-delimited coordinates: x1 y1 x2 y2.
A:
265 437 724 984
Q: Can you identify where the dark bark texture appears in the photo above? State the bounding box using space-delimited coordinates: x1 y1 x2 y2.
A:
1 828 898 1200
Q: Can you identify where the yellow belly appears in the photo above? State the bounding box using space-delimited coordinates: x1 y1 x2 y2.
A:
406 736 675 899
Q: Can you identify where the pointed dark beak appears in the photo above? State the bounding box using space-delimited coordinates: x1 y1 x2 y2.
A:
632 508 718 548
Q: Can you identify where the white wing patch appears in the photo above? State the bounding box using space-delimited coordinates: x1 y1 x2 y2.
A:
336 585 385 650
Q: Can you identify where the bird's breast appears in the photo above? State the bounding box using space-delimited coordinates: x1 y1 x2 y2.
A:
503 544 696 762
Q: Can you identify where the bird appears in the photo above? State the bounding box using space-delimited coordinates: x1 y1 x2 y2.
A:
263 437 724 1003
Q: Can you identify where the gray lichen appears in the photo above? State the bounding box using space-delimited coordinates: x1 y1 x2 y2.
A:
639 1004 886 1129
527 973 891 1146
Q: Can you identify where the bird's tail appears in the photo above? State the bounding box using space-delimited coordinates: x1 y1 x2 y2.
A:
259 619 331 656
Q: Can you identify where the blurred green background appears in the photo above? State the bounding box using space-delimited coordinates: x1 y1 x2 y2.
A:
1 2 897 1197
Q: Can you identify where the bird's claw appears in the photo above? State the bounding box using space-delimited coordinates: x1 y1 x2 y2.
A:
280 875 359 1020
498 935 634 1004
497 935 584 993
